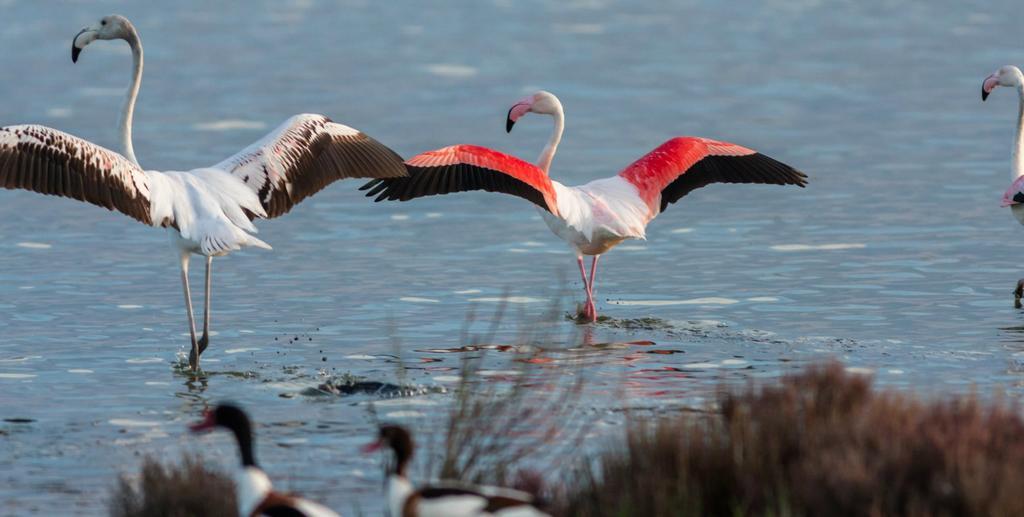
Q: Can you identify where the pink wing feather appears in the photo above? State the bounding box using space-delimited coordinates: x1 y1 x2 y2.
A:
618 137 807 213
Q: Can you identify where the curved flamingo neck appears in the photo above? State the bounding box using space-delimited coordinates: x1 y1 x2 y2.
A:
120 23 143 166
1013 84 1024 180
536 105 564 174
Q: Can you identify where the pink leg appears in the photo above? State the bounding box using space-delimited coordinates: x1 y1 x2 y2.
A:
576 256 595 321
588 255 600 320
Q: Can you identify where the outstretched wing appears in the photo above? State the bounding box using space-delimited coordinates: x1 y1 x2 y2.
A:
618 137 807 213
213 113 407 219
0 124 154 225
360 144 558 214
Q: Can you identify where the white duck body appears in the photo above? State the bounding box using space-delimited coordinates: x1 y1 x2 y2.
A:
389 475 546 517
387 476 494 517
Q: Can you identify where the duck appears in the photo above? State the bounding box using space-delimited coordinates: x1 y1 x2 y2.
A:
190 404 341 517
363 425 549 517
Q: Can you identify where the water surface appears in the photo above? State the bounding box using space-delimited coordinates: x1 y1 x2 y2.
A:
3 0 1024 513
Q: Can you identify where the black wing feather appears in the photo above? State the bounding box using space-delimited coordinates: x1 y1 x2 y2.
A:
660 153 807 212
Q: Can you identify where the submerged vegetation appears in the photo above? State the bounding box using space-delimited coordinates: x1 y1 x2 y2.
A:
556 363 1024 517
109 455 237 517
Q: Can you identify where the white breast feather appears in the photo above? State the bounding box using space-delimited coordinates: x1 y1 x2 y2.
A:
235 467 272 517
550 176 650 243
388 476 414 517
145 169 271 254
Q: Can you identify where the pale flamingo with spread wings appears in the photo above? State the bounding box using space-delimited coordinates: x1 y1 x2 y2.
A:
362 91 807 321
0 15 406 370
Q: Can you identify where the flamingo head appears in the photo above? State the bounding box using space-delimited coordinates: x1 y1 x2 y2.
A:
1001 176 1024 207
982 65 1024 101
72 14 136 63
506 91 562 133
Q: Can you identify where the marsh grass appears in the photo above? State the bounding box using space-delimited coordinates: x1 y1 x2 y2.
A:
428 345 586 491
108 454 237 517
556 363 1024 517
377 293 591 504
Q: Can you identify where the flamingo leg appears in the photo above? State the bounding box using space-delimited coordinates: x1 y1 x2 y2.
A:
198 256 212 357
180 253 201 371
576 256 595 322
588 255 600 320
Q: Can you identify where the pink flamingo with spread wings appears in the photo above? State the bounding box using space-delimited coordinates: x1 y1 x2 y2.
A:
362 91 807 321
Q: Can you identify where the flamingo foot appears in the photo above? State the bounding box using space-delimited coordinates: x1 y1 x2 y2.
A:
575 301 598 323
188 336 207 371
1015 279 1024 309
197 334 209 356
188 347 200 371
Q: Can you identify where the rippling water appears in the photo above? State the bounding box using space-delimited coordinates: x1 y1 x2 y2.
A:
3 0 1024 514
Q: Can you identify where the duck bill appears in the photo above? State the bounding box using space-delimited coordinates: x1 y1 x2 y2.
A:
188 410 216 433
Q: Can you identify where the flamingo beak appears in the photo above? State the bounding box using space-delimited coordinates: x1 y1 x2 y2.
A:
982 73 1000 101
71 27 98 63
188 409 217 433
506 98 533 133
362 440 383 453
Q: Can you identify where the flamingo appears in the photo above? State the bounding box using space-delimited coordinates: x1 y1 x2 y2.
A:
361 91 807 321
190 404 341 516
363 425 549 517
982 65 1024 307
0 14 406 370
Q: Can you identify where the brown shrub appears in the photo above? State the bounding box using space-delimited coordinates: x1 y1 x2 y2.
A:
108 455 237 517
557 363 1024 517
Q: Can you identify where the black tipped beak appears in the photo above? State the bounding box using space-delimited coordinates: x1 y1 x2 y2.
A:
982 86 990 102
506 107 516 133
71 28 88 63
